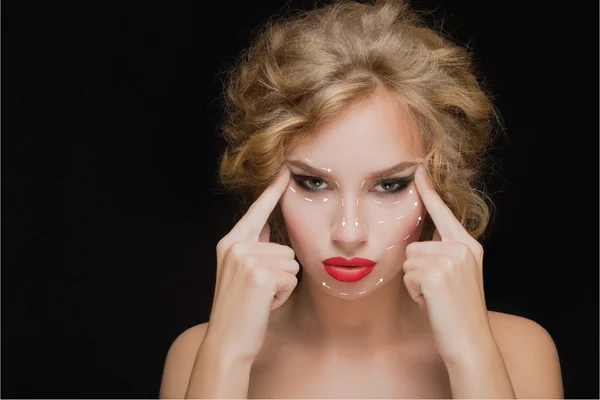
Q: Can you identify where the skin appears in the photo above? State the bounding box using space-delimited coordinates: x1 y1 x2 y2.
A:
278 90 432 350
159 89 564 399
241 90 456 398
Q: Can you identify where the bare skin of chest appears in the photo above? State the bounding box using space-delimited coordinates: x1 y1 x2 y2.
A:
248 338 453 399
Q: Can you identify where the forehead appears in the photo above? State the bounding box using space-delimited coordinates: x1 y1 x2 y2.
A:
288 92 422 167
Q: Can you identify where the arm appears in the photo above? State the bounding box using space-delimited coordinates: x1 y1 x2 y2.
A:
444 313 563 399
159 323 254 399
444 335 516 398
184 333 254 399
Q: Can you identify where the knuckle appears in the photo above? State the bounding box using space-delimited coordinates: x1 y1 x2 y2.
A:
285 246 296 258
216 238 229 256
401 259 409 271
405 242 418 255
402 271 411 284
290 275 299 286
228 241 246 260
426 269 445 287
440 257 460 274
291 259 300 273
473 242 484 257
249 267 271 287
456 242 470 260
241 254 258 269
442 257 457 270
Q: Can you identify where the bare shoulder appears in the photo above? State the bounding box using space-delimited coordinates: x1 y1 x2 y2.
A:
159 322 210 399
487 310 564 398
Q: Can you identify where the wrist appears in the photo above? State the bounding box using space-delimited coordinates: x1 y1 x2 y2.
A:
443 333 500 371
201 330 257 368
186 332 254 399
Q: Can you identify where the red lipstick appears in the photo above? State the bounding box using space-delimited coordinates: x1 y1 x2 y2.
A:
322 257 376 283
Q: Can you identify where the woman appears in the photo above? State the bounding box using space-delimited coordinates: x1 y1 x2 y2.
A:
160 0 563 398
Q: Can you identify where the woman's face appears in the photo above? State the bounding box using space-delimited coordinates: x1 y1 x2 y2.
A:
280 92 426 299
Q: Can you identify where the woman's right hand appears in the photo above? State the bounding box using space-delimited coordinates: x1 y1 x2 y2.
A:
204 165 299 363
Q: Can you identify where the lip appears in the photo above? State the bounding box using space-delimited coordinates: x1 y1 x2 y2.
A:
323 264 375 282
322 257 376 283
322 257 376 267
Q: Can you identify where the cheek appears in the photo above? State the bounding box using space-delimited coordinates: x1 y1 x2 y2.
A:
392 201 425 238
280 189 426 262
280 191 323 254
376 199 425 260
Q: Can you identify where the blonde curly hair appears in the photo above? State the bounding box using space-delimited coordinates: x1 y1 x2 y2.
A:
217 0 499 246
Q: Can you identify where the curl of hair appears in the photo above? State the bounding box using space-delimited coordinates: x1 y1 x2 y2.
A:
218 0 499 246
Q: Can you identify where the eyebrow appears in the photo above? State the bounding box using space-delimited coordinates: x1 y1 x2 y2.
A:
286 159 418 181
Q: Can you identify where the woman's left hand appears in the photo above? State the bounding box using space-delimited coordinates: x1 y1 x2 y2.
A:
403 166 494 365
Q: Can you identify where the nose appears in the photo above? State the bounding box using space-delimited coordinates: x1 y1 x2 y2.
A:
330 195 368 249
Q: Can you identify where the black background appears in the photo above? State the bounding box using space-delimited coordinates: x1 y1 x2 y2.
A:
4 0 598 398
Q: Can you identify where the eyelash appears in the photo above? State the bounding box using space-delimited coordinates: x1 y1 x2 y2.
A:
291 174 413 196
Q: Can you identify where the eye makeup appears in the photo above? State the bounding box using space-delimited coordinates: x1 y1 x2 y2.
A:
286 159 417 182
284 157 424 297
291 173 415 196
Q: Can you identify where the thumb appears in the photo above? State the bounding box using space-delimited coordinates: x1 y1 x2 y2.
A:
258 222 270 243
432 229 442 242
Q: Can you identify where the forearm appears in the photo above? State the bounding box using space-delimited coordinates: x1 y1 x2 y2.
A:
185 337 254 399
445 337 516 399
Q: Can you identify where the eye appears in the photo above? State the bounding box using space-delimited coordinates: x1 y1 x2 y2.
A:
292 175 332 192
291 174 413 195
376 182 400 192
371 178 412 195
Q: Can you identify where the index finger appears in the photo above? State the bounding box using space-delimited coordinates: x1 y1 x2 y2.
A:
230 165 292 241
413 166 470 242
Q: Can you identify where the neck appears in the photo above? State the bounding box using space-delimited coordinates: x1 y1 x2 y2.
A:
287 270 429 351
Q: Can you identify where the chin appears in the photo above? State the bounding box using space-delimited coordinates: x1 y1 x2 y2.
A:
300 260 404 300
